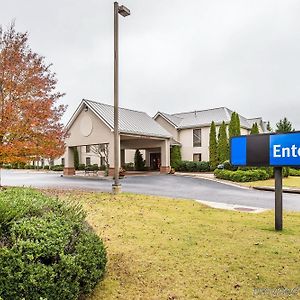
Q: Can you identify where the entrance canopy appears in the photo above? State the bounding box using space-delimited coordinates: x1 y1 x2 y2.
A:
63 99 172 175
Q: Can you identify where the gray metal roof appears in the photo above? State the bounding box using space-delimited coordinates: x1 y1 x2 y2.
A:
156 107 266 131
84 99 171 138
247 117 268 132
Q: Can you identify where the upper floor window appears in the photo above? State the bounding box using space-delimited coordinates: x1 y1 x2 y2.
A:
86 145 91 153
193 128 201 147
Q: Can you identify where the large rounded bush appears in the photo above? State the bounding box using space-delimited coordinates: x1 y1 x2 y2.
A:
0 188 107 300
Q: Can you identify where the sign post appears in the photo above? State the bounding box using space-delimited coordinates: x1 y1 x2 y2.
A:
230 131 300 231
274 167 283 231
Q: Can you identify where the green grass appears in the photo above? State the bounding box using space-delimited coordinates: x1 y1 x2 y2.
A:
56 191 300 300
241 176 300 188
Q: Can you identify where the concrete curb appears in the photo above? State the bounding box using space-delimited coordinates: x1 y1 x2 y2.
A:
253 186 300 194
63 175 112 181
174 172 250 190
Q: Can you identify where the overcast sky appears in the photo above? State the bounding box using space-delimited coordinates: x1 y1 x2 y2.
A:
1 0 300 129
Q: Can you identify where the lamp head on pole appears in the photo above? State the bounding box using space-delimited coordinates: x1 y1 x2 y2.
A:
118 5 130 17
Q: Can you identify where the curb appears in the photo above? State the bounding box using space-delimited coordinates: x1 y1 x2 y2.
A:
174 173 250 190
63 175 112 181
253 186 300 194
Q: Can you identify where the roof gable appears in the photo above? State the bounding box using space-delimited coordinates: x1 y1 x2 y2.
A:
68 99 171 138
155 107 253 130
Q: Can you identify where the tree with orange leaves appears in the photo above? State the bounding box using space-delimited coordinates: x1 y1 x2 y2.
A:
0 23 66 166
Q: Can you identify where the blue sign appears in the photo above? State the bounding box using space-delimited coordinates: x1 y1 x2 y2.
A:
231 136 247 166
230 132 300 167
270 133 300 166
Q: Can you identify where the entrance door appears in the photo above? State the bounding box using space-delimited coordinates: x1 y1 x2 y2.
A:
150 153 161 170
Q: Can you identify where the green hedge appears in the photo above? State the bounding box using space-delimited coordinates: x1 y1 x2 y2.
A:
123 162 134 171
50 164 64 171
176 161 210 172
85 164 99 172
214 169 270 182
290 168 300 176
0 188 107 300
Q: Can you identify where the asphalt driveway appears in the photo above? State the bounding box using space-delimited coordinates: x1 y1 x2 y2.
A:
2 169 300 211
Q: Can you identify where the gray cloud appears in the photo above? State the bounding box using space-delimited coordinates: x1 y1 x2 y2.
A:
1 0 299 129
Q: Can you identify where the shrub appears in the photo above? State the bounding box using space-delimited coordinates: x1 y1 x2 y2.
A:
214 169 270 182
123 162 134 171
50 165 64 171
99 165 106 171
78 164 86 171
170 146 182 170
290 168 300 176
223 160 238 171
43 165 50 170
134 150 145 171
176 161 210 172
238 167 289 178
0 188 106 300
85 164 99 172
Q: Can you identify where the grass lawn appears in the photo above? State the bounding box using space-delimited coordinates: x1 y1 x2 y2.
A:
56 191 300 300
241 176 300 188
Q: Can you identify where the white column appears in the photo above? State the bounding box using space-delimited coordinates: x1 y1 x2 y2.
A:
160 139 170 173
63 147 75 175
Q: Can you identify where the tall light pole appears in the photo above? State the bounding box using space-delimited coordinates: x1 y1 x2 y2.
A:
112 2 130 194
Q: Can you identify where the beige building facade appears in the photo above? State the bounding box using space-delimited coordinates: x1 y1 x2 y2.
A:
61 100 268 174
154 107 268 163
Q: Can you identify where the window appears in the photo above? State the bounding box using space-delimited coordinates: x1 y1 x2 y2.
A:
193 129 201 147
86 145 91 153
193 153 202 162
100 157 106 166
86 157 91 166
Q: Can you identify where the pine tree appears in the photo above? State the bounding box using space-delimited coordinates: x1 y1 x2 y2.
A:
170 145 181 170
235 113 241 136
73 147 79 169
218 121 229 163
229 112 241 138
229 112 236 139
134 149 145 171
250 123 259 134
267 121 272 132
209 121 218 169
276 117 294 133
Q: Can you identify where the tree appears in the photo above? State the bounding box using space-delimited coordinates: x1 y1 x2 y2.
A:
229 112 241 138
250 123 259 134
228 112 237 139
170 145 181 170
267 121 272 132
73 147 79 169
235 113 241 136
276 117 294 133
218 121 229 163
91 143 109 170
134 149 145 171
0 23 66 165
209 121 218 169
